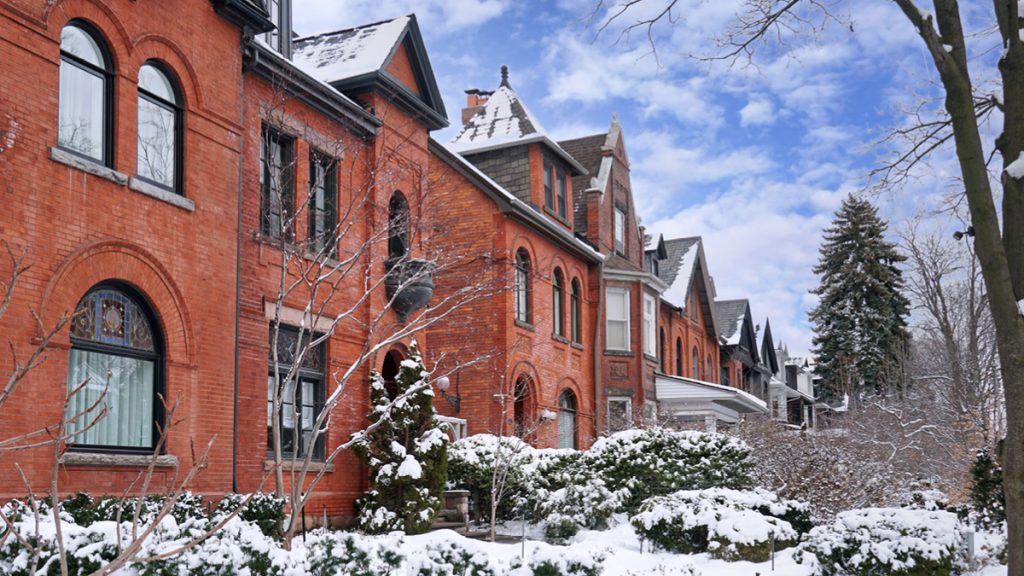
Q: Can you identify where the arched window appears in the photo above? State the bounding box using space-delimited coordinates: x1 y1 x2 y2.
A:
552 268 564 337
692 346 700 380
66 285 161 450
388 192 409 261
514 249 531 324
558 389 577 449
137 63 182 192
675 338 682 375
707 354 714 383
570 279 582 344
58 22 113 164
659 328 666 372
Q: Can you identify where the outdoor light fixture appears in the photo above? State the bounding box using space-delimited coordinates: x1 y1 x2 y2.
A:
539 409 557 421
953 225 975 241
435 373 462 413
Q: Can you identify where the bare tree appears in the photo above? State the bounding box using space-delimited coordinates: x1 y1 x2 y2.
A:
589 1 1024 568
256 85 506 547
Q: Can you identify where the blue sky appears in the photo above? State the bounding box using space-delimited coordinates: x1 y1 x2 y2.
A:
294 1 1001 357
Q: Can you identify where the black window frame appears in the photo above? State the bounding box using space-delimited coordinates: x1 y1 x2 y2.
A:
388 191 410 262
267 324 326 461
552 268 565 337
557 389 578 450
66 282 164 454
308 150 338 257
136 61 184 194
676 338 683 376
570 278 582 344
543 161 554 211
58 20 115 167
514 249 532 324
613 205 626 255
260 125 295 242
556 169 567 219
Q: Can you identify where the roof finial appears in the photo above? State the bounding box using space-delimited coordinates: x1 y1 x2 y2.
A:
500 64 510 88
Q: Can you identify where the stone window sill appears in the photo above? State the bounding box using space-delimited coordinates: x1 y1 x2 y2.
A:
514 320 535 332
129 177 195 212
605 349 634 357
61 452 178 468
50 147 128 186
264 459 335 473
570 342 585 351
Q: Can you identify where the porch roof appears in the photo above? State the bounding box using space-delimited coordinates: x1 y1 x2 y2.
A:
655 373 768 416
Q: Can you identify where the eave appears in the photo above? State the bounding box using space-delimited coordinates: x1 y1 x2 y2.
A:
329 72 448 131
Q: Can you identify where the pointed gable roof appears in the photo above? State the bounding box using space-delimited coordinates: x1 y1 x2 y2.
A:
292 14 447 130
715 299 749 345
760 318 779 374
451 67 585 174
658 236 720 337
558 114 627 235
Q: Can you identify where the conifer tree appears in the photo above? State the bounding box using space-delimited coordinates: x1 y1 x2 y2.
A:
809 194 910 402
354 342 449 534
969 447 1006 530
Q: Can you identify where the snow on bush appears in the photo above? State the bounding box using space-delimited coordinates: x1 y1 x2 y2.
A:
448 434 535 522
795 507 963 576
511 545 605 576
623 564 700 576
630 488 805 562
586 428 753 511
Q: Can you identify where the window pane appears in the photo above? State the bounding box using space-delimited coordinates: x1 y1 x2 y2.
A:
58 62 105 161
139 65 175 103
61 26 104 67
558 409 575 449
137 97 176 187
66 349 153 448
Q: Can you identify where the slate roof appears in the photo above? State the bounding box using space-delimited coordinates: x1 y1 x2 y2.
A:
716 299 749 346
558 134 605 235
292 15 410 82
658 237 700 309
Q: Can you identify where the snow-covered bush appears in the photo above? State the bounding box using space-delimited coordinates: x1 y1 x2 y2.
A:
796 507 963 576
214 492 286 539
512 546 605 576
306 531 403 576
355 343 449 534
586 428 753 511
896 488 949 512
631 488 804 562
538 475 629 543
968 448 1005 530
623 564 700 576
405 539 500 576
447 434 536 522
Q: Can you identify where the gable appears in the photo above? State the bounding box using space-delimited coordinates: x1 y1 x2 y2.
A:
385 41 421 97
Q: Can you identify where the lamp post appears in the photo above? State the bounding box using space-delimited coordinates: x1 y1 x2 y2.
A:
435 372 461 413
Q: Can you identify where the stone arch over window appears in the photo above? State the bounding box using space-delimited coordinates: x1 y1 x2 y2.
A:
388 191 410 261
692 346 700 380
66 283 163 451
137 61 183 193
514 248 532 324
557 389 578 449
552 267 565 337
58 20 115 165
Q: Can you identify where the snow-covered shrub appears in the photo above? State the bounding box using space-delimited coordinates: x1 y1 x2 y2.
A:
623 563 700 576
631 488 803 562
586 428 753 511
968 448 1005 530
897 488 949 512
214 492 286 539
538 475 629 543
306 531 403 576
355 342 449 534
511 546 605 576
796 507 962 576
405 539 500 576
448 434 535 522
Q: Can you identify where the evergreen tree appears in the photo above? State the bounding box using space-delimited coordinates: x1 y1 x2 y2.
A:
354 342 449 534
809 194 910 401
969 447 1006 529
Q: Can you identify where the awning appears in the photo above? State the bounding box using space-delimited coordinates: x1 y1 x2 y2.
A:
768 377 815 402
655 373 768 423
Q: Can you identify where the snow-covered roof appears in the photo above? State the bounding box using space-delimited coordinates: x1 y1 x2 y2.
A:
715 299 749 346
292 15 410 82
450 67 585 174
657 237 700 309
655 373 768 415
429 138 604 263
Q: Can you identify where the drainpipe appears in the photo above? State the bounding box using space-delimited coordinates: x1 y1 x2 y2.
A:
231 28 251 494
593 261 604 439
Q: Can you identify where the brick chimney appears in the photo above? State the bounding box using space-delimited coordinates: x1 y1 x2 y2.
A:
462 88 492 125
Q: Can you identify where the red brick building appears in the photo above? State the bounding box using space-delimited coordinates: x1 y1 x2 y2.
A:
0 0 774 522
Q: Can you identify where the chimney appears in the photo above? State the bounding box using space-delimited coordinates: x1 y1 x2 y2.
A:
462 89 492 125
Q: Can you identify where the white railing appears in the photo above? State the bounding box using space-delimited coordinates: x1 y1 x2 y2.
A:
437 415 468 441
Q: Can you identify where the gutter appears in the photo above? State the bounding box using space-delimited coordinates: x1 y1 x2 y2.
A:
230 28 250 494
594 260 604 437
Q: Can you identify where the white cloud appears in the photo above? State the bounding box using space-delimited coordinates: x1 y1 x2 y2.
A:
294 0 512 37
739 97 775 126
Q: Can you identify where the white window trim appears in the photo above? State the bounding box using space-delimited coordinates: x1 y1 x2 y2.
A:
643 293 656 357
614 208 626 253
606 287 630 351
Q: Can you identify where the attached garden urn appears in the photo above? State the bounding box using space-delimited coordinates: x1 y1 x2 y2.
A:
385 257 435 320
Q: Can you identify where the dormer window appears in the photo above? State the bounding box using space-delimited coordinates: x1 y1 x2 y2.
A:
263 0 292 57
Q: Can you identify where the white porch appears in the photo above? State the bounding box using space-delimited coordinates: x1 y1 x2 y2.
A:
655 373 768 432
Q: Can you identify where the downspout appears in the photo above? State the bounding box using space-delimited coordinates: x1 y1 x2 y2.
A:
593 260 604 439
231 29 252 493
